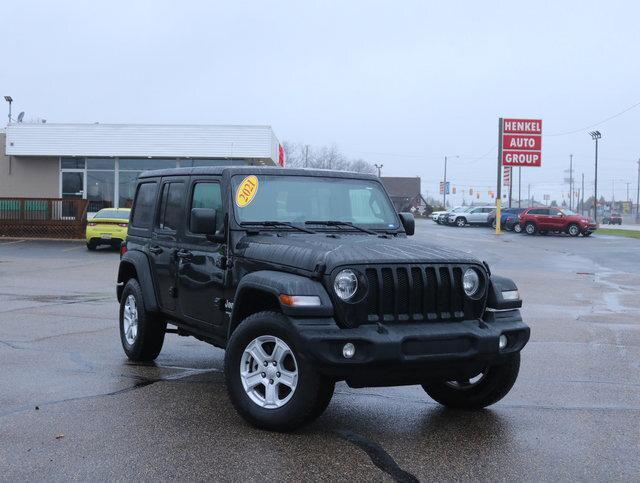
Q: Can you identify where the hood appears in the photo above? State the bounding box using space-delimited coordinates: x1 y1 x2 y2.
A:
234 233 481 273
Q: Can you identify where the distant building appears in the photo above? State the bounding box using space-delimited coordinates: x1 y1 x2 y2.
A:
1 123 283 214
380 176 431 216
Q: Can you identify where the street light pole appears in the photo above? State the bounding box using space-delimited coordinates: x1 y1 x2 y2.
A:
636 158 640 221
3 96 12 124
589 131 601 224
374 163 383 178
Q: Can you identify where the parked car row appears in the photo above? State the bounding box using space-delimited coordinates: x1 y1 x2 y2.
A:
433 205 597 237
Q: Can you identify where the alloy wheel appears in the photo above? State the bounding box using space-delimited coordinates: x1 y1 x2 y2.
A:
240 335 298 409
123 295 139 345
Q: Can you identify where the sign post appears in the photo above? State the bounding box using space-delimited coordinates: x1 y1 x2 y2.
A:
495 118 542 234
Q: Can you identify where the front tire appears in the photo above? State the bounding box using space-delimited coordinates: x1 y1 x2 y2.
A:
224 311 334 432
119 279 166 361
422 353 520 410
456 217 467 227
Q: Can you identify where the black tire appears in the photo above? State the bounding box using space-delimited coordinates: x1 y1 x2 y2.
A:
224 311 334 432
86 240 98 250
456 217 467 227
567 223 580 237
524 222 537 235
491 219 496 229
422 353 520 410
582 231 592 237
119 278 166 362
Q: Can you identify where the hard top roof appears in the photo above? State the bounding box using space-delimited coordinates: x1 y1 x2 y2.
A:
138 166 379 180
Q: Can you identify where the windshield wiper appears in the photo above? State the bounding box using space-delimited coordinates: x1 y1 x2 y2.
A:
239 221 316 234
305 220 377 235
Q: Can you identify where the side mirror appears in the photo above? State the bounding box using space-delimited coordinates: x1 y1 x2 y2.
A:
398 212 415 236
190 208 217 236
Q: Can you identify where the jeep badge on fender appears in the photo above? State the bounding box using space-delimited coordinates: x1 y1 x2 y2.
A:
116 167 530 431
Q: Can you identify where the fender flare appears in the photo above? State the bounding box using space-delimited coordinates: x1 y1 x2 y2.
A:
230 270 334 329
117 250 160 312
486 274 522 311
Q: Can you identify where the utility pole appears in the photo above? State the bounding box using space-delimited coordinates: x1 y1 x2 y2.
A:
508 167 513 208
518 167 522 208
527 184 531 206
495 118 504 234
304 145 309 168
589 131 601 223
374 163 383 178
569 154 573 210
443 155 458 208
636 158 640 221
581 173 585 215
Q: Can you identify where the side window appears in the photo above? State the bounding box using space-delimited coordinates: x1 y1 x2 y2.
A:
191 182 224 233
550 209 562 216
131 182 158 228
157 182 185 232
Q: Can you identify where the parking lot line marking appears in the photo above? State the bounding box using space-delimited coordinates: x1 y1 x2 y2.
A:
0 239 28 246
62 245 84 252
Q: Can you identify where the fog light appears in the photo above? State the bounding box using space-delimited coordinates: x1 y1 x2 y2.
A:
499 334 508 350
342 343 355 359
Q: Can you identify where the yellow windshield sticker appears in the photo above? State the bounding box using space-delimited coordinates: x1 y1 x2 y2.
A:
235 175 259 208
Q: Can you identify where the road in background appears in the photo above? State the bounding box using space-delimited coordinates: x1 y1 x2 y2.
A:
1 226 639 480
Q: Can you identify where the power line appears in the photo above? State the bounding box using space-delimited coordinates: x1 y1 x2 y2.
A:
545 99 640 137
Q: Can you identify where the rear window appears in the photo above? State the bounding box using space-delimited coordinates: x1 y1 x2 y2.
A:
131 182 158 228
93 210 130 220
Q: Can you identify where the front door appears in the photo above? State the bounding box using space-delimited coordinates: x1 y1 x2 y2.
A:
149 178 186 314
61 172 84 218
178 178 227 337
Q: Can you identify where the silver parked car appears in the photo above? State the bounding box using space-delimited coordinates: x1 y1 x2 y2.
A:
448 206 495 227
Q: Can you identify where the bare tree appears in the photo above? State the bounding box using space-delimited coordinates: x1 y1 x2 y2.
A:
282 141 376 174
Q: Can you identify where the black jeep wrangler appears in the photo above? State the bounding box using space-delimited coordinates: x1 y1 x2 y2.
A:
117 167 529 431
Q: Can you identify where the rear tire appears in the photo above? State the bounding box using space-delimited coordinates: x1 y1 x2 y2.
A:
86 240 97 250
224 311 334 431
491 219 496 229
567 223 580 237
524 222 537 235
119 279 166 362
513 223 522 233
422 353 520 410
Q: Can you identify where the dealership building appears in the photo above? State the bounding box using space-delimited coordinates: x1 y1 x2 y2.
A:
1 123 283 214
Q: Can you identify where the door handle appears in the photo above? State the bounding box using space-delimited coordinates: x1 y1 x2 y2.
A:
149 246 163 254
176 249 193 260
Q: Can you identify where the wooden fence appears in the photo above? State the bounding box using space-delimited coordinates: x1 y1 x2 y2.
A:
0 198 89 239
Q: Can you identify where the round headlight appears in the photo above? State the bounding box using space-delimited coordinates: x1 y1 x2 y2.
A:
463 268 480 297
334 269 358 301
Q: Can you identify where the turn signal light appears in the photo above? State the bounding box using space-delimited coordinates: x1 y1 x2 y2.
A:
279 294 321 307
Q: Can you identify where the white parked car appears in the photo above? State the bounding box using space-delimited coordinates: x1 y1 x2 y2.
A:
431 210 447 222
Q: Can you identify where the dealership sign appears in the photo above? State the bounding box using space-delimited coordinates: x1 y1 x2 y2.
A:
501 118 542 167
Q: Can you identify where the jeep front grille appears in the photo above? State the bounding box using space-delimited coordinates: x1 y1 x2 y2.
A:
361 264 484 323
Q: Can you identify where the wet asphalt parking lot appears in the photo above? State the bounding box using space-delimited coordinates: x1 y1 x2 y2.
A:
1 220 639 481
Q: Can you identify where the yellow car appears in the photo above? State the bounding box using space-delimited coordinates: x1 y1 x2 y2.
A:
86 208 131 250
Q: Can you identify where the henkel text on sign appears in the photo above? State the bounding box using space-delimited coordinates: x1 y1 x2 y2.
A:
503 119 542 134
502 118 542 167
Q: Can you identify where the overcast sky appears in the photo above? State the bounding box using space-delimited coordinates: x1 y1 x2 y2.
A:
2 0 639 205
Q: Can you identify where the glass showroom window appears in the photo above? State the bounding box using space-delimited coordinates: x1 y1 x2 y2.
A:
86 158 115 213
119 159 178 208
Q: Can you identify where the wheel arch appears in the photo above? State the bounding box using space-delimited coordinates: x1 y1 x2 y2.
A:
228 270 333 338
117 250 159 312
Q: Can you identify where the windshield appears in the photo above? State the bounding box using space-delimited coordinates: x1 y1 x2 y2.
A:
232 175 399 230
93 209 130 220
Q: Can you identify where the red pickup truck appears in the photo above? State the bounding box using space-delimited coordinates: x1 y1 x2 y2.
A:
518 207 596 237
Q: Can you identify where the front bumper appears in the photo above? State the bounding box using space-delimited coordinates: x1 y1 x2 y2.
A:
291 309 529 387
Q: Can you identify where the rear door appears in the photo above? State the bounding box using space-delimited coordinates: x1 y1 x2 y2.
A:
466 207 482 223
177 177 228 337
547 208 564 230
532 208 550 228
149 177 186 314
